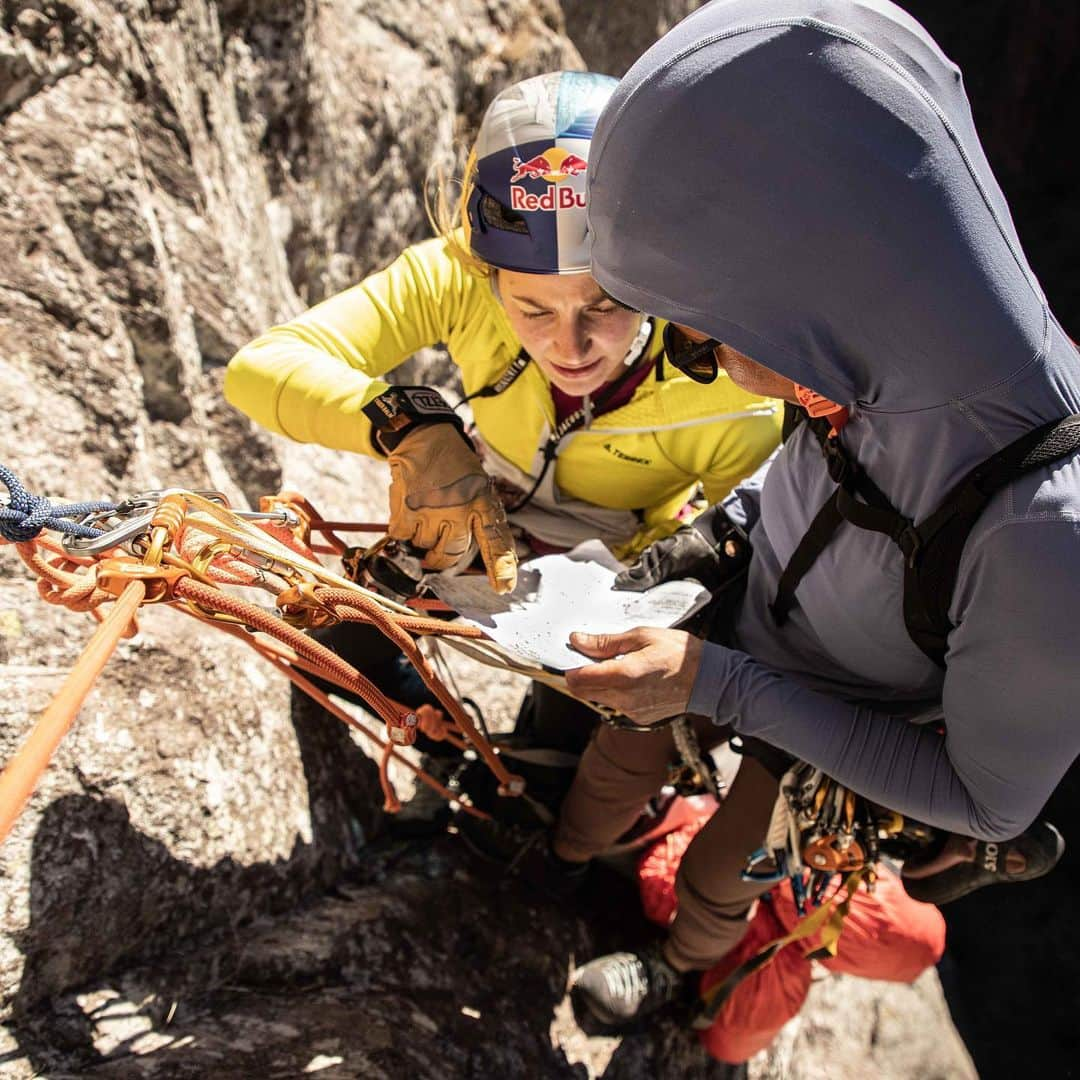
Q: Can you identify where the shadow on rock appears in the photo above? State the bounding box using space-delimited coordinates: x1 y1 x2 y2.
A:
1 689 383 1074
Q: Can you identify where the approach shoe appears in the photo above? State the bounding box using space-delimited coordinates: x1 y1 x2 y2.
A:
571 944 685 1029
902 819 1065 905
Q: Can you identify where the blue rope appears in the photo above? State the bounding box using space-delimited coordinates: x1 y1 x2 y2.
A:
0 465 117 542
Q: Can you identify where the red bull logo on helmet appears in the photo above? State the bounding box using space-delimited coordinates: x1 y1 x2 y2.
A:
509 146 588 212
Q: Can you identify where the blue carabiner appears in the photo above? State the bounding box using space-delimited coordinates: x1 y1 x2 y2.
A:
790 867 809 916
740 846 788 884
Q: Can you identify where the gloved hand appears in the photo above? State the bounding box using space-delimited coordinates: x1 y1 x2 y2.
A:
615 504 749 592
386 423 518 594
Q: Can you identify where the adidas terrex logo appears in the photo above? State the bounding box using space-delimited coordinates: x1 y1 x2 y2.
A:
604 443 651 465
983 842 999 872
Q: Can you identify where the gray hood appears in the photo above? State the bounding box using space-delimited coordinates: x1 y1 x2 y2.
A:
588 1 1080 842
588 0 1078 426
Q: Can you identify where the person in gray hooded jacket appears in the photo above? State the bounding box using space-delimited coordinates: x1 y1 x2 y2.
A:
558 0 1080 1031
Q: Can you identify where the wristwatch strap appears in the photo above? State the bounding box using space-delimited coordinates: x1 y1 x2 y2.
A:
362 386 466 452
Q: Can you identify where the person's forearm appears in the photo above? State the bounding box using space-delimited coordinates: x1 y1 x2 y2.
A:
225 332 388 454
225 237 463 455
690 643 1023 840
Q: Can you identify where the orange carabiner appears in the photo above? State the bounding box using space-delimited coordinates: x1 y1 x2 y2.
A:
275 581 340 629
95 559 188 603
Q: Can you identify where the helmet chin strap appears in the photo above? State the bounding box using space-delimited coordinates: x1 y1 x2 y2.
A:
622 317 653 367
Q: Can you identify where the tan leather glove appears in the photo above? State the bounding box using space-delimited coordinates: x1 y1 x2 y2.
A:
386 423 518 594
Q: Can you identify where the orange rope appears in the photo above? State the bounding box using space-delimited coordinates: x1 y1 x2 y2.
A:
176 578 414 728
315 588 521 795
208 621 473 810
15 540 118 615
378 743 400 813
0 578 144 843
0 491 519 841
177 578 521 794
407 597 456 613
244 640 489 819
415 703 466 750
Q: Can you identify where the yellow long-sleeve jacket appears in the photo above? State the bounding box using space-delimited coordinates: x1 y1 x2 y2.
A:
225 234 781 556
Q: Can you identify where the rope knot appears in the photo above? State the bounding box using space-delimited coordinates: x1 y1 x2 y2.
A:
0 466 55 542
0 464 117 542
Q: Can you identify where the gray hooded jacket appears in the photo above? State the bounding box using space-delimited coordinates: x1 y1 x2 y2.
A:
588 0 1080 841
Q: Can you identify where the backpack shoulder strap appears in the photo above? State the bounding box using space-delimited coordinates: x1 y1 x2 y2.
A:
773 408 1080 667
904 413 1080 666
771 407 902 626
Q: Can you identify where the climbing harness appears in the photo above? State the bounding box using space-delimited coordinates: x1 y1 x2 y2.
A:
670 716 721 799
0 471 534 844
690 402 1080 1024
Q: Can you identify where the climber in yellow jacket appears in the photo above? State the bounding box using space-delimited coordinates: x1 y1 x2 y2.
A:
225 71 780 601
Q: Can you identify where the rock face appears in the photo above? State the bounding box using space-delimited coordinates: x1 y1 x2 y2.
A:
560 0 704 78
0 0 581 1026
0 1 1071 1076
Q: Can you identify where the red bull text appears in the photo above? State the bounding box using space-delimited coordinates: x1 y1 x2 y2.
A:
510 185 586 211
509 147 588 211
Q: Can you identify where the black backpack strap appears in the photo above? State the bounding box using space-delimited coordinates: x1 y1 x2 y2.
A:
904 413 1080 666
772 408 836 624
772 414 913 625
770 492 843 626
781 400 806 442
770 410 1080 665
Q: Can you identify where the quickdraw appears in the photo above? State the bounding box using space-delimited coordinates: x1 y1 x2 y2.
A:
0 474 530 844
695 759 936 1028
747 761 935 914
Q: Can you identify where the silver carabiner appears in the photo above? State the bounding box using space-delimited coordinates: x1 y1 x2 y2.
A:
115 488 230 514
62 509 156 555
61 508 300 556
234 508 300 527
61 489 298 556
741 846 788 884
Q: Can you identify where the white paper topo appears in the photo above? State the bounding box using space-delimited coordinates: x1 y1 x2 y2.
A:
429 540 711 671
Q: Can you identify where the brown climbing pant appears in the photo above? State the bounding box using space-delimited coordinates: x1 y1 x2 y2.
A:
555 720 780 971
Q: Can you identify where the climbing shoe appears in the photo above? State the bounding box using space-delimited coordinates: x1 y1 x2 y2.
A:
571 944 687 1029
902 819 1065 905
457 815 588 899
